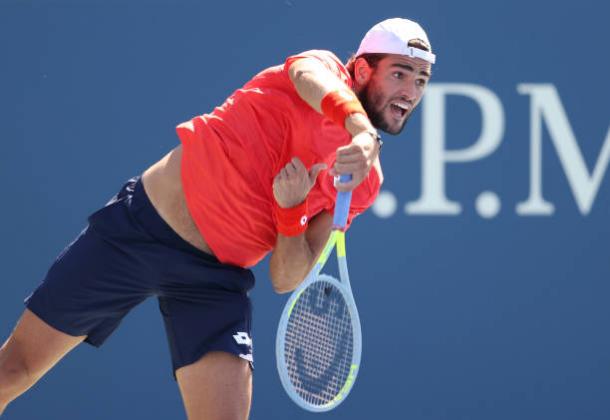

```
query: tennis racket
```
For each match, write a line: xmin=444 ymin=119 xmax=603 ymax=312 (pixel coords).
xmin=276 ymin=174 xmax=362 ymax=412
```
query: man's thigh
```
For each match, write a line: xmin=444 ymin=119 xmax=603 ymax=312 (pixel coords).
xmin=176 ymin=351 xmax=252 ymax=420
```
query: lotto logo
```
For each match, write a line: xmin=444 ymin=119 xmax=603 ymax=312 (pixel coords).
xmin=233 ymin=332 xmax=253 ymax=363
xmin=239 ymin=353 xmax=253 ymax=362
xmin=233 ymin=332 xmax=252 ymax=347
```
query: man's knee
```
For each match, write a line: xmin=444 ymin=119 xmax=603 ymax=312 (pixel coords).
xmin=0 ymin=342 xmax=33 ymax=403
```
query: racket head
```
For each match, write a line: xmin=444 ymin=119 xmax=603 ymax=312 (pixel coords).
xmin=276 ymin=273 xmax=362 ymax=412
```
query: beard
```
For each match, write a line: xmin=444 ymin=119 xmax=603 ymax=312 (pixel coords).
xmin=356 ymin=78 xmax=411 ymax=135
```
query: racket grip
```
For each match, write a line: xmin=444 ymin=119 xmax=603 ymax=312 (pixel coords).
xmin=333 ymin=174 xmax=353 ymax=230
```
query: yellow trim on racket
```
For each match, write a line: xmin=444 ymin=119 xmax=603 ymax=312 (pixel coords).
xmin=287 ymin=290 xmax=305 ymax=317
xmin=317 ymin=231 xmax=338 ymax=265
xmin=336 ymin=231 xmax=346 ymax=258
xmin=322 ymin=364 xmax=358 ymax=407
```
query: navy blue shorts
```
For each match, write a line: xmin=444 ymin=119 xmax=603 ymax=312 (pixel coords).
xmin=25 ymin=177 xmax=255 ymax=375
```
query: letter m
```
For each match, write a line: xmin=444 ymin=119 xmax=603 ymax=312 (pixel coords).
xmin=517 ymin=84 xmax=610 ymax=215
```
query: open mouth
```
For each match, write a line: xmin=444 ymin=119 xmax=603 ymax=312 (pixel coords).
xmin=389 ymin=102 xmax=409 ymax=119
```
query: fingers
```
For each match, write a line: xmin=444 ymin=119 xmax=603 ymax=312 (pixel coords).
xmin=279 ymin=157 xmax=326 ymax=181
xmin=284 ymin=161 xmax=297 ymax=177
xmin=335 ymin=145 xmax=369 ymax=173
xmin=281 ymin=157 xmax=306 ymax=178
xmin=276 ymin=158 xmax=328 ymax=182
xmin=336 ymin=132 xmax=378 ymax=164
xmin=308 ymin=163 xmax=327 ymax=184
xmin=291 ymin=157 xmax=307 ymax=173
xmin=333 ymin=159 xmax=367 ymax=175
xmin=335 ymin=144 xmax=363 ymax=162
xmin=273 ymin=158 xmax=327 ymax=208
xmin=330 ymin=134 xmax=377 ymax=189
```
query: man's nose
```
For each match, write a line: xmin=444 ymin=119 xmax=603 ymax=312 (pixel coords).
xmin=399 ymin=80 xmax=417 ymax=102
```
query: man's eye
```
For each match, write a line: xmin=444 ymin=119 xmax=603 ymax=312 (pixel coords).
xmin=393 ymin=72 xmax=404 ymax=79
xmin=416 ymin=79 xmax=427 ymax=87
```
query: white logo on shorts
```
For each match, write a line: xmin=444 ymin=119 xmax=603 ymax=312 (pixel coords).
xmin=233 ymin=331 xmax=252 ymax=347
xmin=239 ymin=353 xmax=253 ymax=362
xmin=233 ymin=332 xmax=253 ymax=363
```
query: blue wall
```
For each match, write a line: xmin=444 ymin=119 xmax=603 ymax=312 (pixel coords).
xmin=1 ymin=1 xmax=608 ymax=419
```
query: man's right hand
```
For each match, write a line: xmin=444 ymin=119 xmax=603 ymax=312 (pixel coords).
xmin=273 ymin=157 xmax=327 ymax=208
xmin=331 ymin=130 xmax=380 ymax=192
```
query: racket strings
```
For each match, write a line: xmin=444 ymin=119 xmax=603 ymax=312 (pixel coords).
xmin=284 ymin=280 xmax=354 ymax=406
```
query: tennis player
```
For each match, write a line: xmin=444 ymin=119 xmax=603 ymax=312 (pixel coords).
xmin=0 ymin=18 xmax=435 ymax=419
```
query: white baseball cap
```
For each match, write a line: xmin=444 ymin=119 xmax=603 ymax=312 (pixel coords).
xmin=355 ymin=18 xmax=436 ymax=64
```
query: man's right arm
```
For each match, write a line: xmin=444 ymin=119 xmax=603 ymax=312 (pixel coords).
xmin=287 ymin=56 xmax=381 ymax=192
xmin=287 ymin=58 xmax=375 ymax=135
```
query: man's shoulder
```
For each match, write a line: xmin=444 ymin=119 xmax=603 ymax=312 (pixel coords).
xmin=285 ymin=49 xmax=344 ymax=67
xmin=295 ymin=49 xmax=342 ymax=60
xmin=283 ymin=49 xmax=351 ymax=86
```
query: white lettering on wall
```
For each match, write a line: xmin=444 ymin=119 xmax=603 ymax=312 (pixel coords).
xmin=516 ymin=84 xmax=610 ymax=216
xmin=405 ymin=84 xmax=505 ymax=215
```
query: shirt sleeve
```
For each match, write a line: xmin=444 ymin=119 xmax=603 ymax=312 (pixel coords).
xmin=284 ymin=50 xmax=352 ymax=87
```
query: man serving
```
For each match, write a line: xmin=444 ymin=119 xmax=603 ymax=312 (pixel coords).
xmin=0 ymin=18 xmax=435 ymax=420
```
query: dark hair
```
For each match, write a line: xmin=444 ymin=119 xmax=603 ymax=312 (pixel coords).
xmin=345 ymin=53 xmax=386 ymax=80
xmin=345 ymin=39 xmax=431 ymax=79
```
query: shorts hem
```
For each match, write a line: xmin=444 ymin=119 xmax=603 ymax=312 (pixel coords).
xmin=24 ymin=298 xmax=95 ymax=345
xmin=24 ymin=296 xmax=110 ymax=348
xmin=172 ymin=346 xmax=254 ymax=380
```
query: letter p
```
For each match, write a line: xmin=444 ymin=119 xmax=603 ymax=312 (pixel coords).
xmin=406 ymin=84 xmax=505 ymax=215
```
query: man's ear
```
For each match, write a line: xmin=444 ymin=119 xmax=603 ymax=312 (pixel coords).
xmin=354 ymin=57 xmax=373 ymax=85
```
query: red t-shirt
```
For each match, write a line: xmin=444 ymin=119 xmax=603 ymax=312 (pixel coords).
xmin=176 ymin=50 xmax=382 ymax=267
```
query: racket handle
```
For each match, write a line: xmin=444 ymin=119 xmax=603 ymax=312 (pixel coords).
xmin=333 ymin=174 xmax=353 ymax=230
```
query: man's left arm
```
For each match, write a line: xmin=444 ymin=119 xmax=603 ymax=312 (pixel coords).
xmin=269 ymin=210 xmax=333 ymax=294
xmin=268 ymin=156 xmax=332 ymax=293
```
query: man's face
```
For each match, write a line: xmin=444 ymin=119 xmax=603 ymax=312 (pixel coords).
xmin=356 ymin=54 xmax=432 ymax=135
